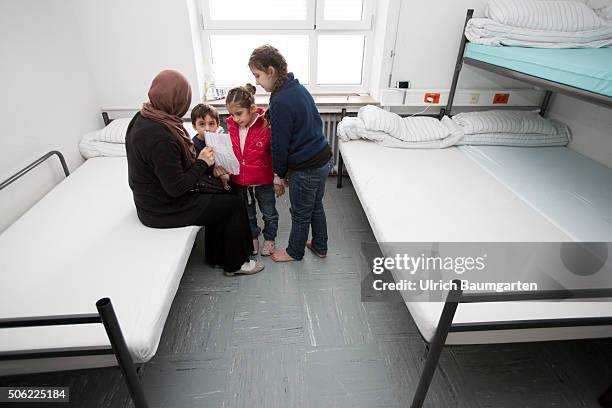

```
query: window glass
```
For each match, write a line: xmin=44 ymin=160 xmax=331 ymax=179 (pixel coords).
xmin=317 ymin=35 xmax=364 ymax=84
xmin=323 ymin=0 xmax=364 ymax=21
xmin=208 ymin=0 xmax=308 ymax=21
xmin=210 ymin=35 xmax=309 ymax=86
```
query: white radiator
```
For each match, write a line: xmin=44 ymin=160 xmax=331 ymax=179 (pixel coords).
xmin=321 ymin=112 xmax=345 ymax=175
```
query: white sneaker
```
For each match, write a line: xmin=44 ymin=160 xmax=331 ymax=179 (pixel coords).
xmin=224 ymin=260 xmax=265 ymax=276
xmin=261 ymin=240 xmax=275 ymax=256
xmin=252 ymin=238 xmax=259 ymax=255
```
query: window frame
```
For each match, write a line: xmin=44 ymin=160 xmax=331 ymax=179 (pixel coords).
xmin=199 ymin=0 xmax=374 ymax=94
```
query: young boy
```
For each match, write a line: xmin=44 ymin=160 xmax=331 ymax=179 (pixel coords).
xmin=191 ymin=104 xmax=230 ymax=189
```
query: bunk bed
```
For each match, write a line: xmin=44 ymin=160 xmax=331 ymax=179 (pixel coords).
xmin=337 ymin=9 xmax=612 ymax=408
xmin=443 ymin=9 xmax=612 ymax=117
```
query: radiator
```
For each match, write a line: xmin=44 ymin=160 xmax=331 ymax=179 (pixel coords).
xmin=321 ymin=112 xmax=344 ymax=175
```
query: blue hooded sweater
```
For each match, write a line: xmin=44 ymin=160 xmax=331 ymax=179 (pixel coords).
xmin=268 ymin=73 xmax=328 ymax=178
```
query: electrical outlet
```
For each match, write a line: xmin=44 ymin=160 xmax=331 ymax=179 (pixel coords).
xmin=493 ymin=93 xmax=510 ymax=104
xmin=469 ymin=93 xmax=480 ymax=104
xmin=424 ymin=92 xmax=440 ymax=104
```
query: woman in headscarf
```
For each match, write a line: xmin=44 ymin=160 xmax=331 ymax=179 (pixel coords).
xmin=125 ymin=69 xmax=264 ymax=276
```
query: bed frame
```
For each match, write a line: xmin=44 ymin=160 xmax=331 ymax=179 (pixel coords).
xmin=0 ymin=151 xmax=149 ymax=408
xmin=337 ymin=10 xmax=612 ymax=407
xmin=411 ymin=282 xmax=612 ymax=408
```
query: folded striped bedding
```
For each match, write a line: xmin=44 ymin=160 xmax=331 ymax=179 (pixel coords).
xmin=453 ymin=110 xmax=557 ymax=134
xmin=466 ymin=0 xmax=612 ymax=48
xmin=456 ymin=123 xmax=570 ymax=147
xmin=486 ymin=0 xmax=605 ymax=32
xmin=453 ymin=110 xmax=571 ymax=146
xmin=337 ymin=106 xmax=465 ymax=149
xmin=337 ymin=106 xmax=570 ymax=148
xmin=466 ymin=17 xmax=612 ymax=48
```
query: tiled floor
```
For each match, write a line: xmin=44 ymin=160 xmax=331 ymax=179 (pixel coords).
xmin=2 ymin=178 xmax=611 ymax=407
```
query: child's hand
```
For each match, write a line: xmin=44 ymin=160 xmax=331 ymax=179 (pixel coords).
xmin=274 ymin=183 xmax=285 ymax=197
xmin=273 ymin=174 xmax=285 ymax=197
xmin=213 ymin=165 xmax=227 ymax=178
xmin=220 ymin=174 xmax=231 ymax=190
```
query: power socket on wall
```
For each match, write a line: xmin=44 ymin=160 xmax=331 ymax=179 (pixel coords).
xmin=380 ymin=89 xmax=545 ymax=107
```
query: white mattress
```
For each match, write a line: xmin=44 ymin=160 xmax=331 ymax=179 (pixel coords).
xmin=339 ymin=140 xmax=612 ymax=344
xmin=460 ymin=145 xmax=612 ymax=241
xmin=0 ymin=157 xmax=200 ymax=375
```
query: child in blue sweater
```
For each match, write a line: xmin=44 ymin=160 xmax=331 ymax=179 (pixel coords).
xmin=249 ymin=45 xmax=332 ymax=262
xmin=191 ymin=104 xmax=230 ymax=189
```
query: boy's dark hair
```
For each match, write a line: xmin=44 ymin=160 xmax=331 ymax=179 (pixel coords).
xmin=226 ymin=83 xmax=257 ymax=109
xmin=191 ymin=104 xmax=220 ymax=125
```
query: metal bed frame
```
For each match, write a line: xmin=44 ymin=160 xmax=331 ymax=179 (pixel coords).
xmin=337 ymin=10 xmax=612 ymax=406
xmin=0 ymin=151 xmax=149 ymax=408
xmin=102 ymin=111 xmax=192 ymax=126
xmin=410 ymin=282 xmax=612 ymax=408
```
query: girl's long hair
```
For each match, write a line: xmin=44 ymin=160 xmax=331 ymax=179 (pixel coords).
xmin=248 ymin=45 xmax=288 ymax=121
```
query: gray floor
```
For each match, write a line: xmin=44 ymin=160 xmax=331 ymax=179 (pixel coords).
xmin=2 ymin=178 xmax=612 ymax=407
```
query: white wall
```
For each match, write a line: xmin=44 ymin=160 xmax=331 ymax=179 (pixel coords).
xmin=388 ymin=0 xmax=528 ymax=89
xmin=0 ymin=0 xmax=101 ymax=233
xmin=69 ymin=0 xmax=203 ymax=108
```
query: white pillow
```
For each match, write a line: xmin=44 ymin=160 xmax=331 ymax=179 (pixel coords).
xmin=95 ymin=118 xmax=132 ymax=144
xmin=79 ymin=118 xmax=132 ymax=159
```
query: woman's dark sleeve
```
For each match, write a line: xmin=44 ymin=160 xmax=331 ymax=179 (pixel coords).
xmin=150 ymin=139 xmax=210 ymax=197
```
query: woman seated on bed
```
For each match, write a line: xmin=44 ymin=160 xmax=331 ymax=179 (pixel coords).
xmin=125 ymin=69 xmax=264 ymax=276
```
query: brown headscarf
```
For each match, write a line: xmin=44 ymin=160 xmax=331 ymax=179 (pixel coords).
xmin=140 ymin=70 xmax=196 ymax=162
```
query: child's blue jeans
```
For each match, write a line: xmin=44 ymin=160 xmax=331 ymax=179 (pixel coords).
xmin=286 ymin=159 xmax=332 ymax=260
xmin=238 ymin=184 xmax=279 ymax=241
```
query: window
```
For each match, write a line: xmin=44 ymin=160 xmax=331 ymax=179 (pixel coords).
xmin=200 ymin=0 xmax=373 ymax=92
xmin=209 ymin=34 xmax=309 ymax=86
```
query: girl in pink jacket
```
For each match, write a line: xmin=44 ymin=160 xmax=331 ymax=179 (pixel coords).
xmin=224 ymin=84 xmax=284 ymax=256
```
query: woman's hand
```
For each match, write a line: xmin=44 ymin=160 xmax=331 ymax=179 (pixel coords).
xmin=213 ymin=165 xmax=228 ymax=178
xmin=198 ymin=147 xmax=215 ymax=166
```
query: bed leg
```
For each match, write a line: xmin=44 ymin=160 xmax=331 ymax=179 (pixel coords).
xmin=410 ymin=280 xmax=462 ymax=408
xmin=337 ymin=150 xmax=344 ymax=189
xmin=97 ymin=298 xmax=150 ymax=408
xmin=599 ymin=384 xmax=612 ymax=407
